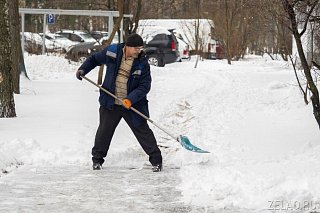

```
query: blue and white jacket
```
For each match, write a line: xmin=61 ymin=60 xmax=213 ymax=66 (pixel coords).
xmin=79 ymin=43 xmax=151 ymax=127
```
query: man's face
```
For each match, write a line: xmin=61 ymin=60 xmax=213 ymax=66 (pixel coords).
xmin=126 ymin=46 xmax=144 ymax=58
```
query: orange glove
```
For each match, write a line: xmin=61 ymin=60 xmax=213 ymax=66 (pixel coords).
xmin=122 ymin=98 xmax=132 ymax=109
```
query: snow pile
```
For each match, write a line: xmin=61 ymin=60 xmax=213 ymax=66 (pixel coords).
xmin=24 ymin=54 xmax=78 ymax=80
xmin=170 ymin=57 xmax=320 ymax=211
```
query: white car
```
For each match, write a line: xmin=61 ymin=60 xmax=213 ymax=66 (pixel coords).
xmin=23 ymin=32 xmax=61 ymax=53
xmin=44 ymin=33 xmax=77 ymax=52
xmin=55 ymin=30 xmax=97 ymax=44
xmin=176 ymin=37 xmax=190 ymax=61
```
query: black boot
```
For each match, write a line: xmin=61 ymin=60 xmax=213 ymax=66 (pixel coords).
xmin=152 ymin=164 xmax=162 ymax=172
xmin=93 ymin=163 xmax=102 ymax=170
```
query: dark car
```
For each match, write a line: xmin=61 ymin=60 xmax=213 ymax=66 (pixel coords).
xmin=143 ymin=29 xmax=179 ymax=67
xmin=91 ymin=31 xmax=108 ymax=41
xmin=65 ymin=42 xmax=102 ymax=63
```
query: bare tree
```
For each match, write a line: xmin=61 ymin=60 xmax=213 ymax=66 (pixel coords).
xmin=282 ymin=0 xmax=320 ymax=128
xmin=253 ymin=0 xmax=292 ymax=60
xmin=123 ymin=0 xmax=143 ymax=36
xmin=0 ymin=0 xmax=16 ymax=117
xmin=210 ymin=0 xmax=255 ymax=64
xmin=97 ymin=0 xmax=124 ymax=85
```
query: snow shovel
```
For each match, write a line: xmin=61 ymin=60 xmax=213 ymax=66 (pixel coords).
xmin=81 ymin=76 xmax=210 ymax=153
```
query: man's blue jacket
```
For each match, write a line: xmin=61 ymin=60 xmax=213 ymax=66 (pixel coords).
xmin=79 ymin=43 xmax=151 ymax=127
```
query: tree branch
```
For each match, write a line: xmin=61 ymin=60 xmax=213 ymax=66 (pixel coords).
xmin=299 ymin=1 xmax=318 ymax=36
xmin=289 ymin=54 xmax=309 ymax=104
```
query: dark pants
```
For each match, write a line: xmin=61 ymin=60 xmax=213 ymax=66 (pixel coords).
xmin=92 ymin=105 xmax=162 ymax=166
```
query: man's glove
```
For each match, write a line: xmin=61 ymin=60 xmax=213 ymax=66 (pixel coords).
xmin=76 ymin=70 xmax=85 ymax=80
xmin=122 ymin=98 xmax=132 ymax=109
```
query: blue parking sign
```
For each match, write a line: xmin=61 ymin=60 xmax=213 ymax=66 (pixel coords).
xmin=47 ymin=14 xmax=55 ymax=24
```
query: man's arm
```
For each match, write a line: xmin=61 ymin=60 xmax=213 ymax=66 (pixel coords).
xmin=78 ymin=48 xmax=108 ymax=75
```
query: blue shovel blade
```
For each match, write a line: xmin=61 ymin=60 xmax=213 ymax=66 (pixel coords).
xmin=178 ymin=135 xmax=210 ymax=153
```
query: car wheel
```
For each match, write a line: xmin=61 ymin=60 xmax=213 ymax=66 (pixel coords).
xmin=148 ymin=55 xmax=165 ymax=67
xmin=79 ymin=56 xmax=87 ymax=63
xmin=148 ymin=55 xmax=159 ymax=66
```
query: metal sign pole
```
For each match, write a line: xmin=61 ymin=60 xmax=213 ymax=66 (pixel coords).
xmin=108 ymin=14 xmax=113 ymax=37
xmin=42 ymin=14 xmax=46 ymax=55
xmin=21 ymin=13 xmax=25 ymax=55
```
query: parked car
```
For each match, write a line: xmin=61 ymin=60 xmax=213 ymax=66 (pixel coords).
xmin=140 ymin=28 xmax=179 ymax=67
xmin=55 ymin=30 xmax=97 ymax=44
xmin=39 ymin=33 xmax=76 ymax=53
xmin=23 ymin=32 xmax=66 ymax=54
xmin=207 ymin=40 xmax=224 ymax=60
xmin=64 ymin=35 xmax=122 ymax=63
xmin=176 ymin=37 xmax=190 ymax=61
xmin=96 ymin=34 xmax=120 ymax=45
xmin=90 ymin=31 xmax=108 ymax=41
xmin=65 ymin=42 xmax=101 ymax=63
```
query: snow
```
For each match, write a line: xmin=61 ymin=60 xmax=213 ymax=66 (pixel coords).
xmin=1 ymin=54 xmax=320 ymax=212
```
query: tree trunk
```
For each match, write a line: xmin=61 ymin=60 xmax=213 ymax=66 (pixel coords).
xmin=225 ymin=0 xmax=232 ymax=65
xmin=0 ymin=0 xmax=16 ymax=118
xmin=8 ymin=0 xmax=20 ymax=94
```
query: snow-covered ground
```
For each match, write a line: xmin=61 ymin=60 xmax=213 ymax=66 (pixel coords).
xmin=1 ymin=54 xmax=320 ymax=212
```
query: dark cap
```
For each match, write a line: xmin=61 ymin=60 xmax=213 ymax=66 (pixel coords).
xmin=125 ymin=33 xmax=144 ymax=47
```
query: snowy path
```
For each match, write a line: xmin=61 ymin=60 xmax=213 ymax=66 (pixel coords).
xmin=0 ymin=165 xmax=194 ymax=212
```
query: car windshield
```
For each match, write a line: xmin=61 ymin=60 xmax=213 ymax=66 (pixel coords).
xmin=55 ymin=35 xmax=71 ymax=41
xmin=79 ymin=33 xmax=94 ymax=39
xmin=54 ymin=35 xmax=65 ymax=39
